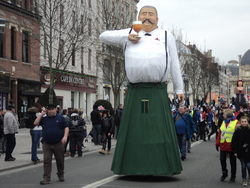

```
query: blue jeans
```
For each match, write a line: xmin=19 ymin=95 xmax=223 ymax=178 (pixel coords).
xmin=176 ymin=133 xmax=187 ymax=157
xmin=30 ymin=129 xmax=42 ymax=161
xmin=240 ymin=158 xmax=250 ymax=179
xmin=92 ymin=124 xmax=101 ymax=145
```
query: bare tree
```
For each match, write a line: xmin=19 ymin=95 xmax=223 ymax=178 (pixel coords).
xmin=171 ymin=27 xmax=220 ymax=106
xmin=183 ymin=49 xmax=202 ymax=105
xmin=33 ymin=0 xmax=93 ymax=103
xmin=185 ymin=45 xmax=219 ymax=105
xmin=97 ymin=1 xmax=137 ymax=108
xmin=199 ymin=57 xmax=219 ymax=104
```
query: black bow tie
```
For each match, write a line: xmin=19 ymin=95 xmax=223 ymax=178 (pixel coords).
xmin=144 ymin=33 xmax=151 ymax=36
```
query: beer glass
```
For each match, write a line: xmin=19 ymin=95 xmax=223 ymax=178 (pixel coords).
xmin=132 ymin=21 xmax=142 ymax=37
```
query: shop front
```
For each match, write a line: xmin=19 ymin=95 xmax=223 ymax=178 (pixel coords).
xmin=0 ymin=72 xmax=10 ymax=110
xmin=18 ymin=79 xmax=41 ymax=127
xmin=41 ymin=68 xmax=97 ymax=119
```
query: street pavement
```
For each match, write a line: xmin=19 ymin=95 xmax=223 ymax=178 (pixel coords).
xmin=0 ymin=124 xmax=116 ymax=173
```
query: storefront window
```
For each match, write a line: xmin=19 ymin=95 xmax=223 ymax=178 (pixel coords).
xmin=71 ymin=92 xmax=74 ymax=108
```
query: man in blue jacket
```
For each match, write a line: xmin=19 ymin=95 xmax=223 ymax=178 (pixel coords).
xmin=173 ymin=105 xmax=196 ymax=160
xmin=34 ymin=104 xmax=69 ymax=185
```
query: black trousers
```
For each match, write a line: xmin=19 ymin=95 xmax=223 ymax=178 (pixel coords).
xmin=220 ymin=150 xmax=237 ymax=177
xmin=69 ymin=131 xmax=84 ymax=157
xmin=5 ymin=133 xmax=16 ymax=160
xmin=198 ymin=121 xmax=206 ymax=140
xmin=102 ymin=132 xmax=111 ymax=151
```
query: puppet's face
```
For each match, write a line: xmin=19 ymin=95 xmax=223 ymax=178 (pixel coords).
xmin=138 ymin=7 xmax=158 ymax=32
xmin=238 ymin=81 xmax=243 ymax=86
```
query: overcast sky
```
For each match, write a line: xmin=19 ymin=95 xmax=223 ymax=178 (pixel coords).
xmin=137 ymin=0 xmax=250 ymax=64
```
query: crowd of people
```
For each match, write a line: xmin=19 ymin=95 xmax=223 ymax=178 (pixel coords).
xmin=90 ymin=104 xmax=122 ymax=155
xmin=0 ymin=102 xmax=123 ymax=185
xmin=172 ymin=101 xmax=250 ymax=187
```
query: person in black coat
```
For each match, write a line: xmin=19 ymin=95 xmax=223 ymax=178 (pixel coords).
xmin=90 ymin=104 xmax=102 ymax=145
xmin=68 ymin=109 xmax=86 ymax=157
xmin=231 ymin=116 xmax=250 ymax=186
xmin=114 ymin=104 xmax=123 ymax=139
xmin=99 ymin=110 xmax=114 ymax=155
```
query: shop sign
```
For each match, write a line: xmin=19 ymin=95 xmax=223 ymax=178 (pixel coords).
xmin=60 ymin=75 xmax=84 ymax=85
xmin=41 ymin=69 xmax=96 ymax=89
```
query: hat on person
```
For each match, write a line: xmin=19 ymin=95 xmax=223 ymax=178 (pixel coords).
xmin=98 ymin=105 xmax=105 ymax=111
xmin=46 ymin=104 xmax=57 ymax=109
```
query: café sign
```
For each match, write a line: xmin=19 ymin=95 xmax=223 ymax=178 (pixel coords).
xmin=42 ymin=69 xmax=97 ymax=90
xmin=60 ymin=75 xmax=84 ymax=85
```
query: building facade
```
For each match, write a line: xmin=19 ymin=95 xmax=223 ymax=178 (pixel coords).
xmin=225 ymin=49 xmax=250 ymax=105
xmin=0 ymin=0 xmax=40 ymax=125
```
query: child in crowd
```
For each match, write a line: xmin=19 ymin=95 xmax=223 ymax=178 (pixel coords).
xmin=99 ymin=110 xmax=114 ymax=155
xmin=232 ymin=116 xmax=250 ymax=187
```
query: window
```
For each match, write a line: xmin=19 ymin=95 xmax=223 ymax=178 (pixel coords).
xmin=44 ymin=36 xmax=47 ymax=59
xmin=10 ymin=0 xmax=16 ymax=5
xmin=88 ymin=19 xmax=91 ymax=36
xmin=81 ymin=47 xmax=84 ymax=73
xmin=11 ymin=27 xmax=16 ymax=60
xmin=246 ymin=71 xmax=250 ymax=76
xmin=103 ymin=59 xmax=111 ymax=84
xmin=24 ymin=0 xmax=28 ymax=9
xmin=44 ymin=1 xmax=47 ymax=17
xmin=72 ymin=43 xmax=75 ymax=66
xmin=72 ymin=11 xmax=76 ymax=29
xmin=71 ymin=92 xmax=74 ymax=108
xmin=81 ymin=15 xmax=84 ymax=33
xmin=60 ymin=4 xmax=64 ymax=25
xmin=22 ymin=31 xmax=29 ymax=62
xmin=96 ymin=55 xmax=99 ymax=76
xmin=0 ymin=33 xmax=4 ymax=58
xmin=88 ymin=0 xmax=91 ymax=8
xmin=88 ymin=49 xmax=91 ymax=70
xmin=59 ymin=39 xmax=64 ymax=63
xmin=124 ymin=3 xmax=130 ymax=24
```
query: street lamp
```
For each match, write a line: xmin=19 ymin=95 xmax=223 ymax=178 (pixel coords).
xmin=183 ymin=74 xmax=190 ymax=105
xmin=0 ymin=18 xmax=9 ymax=57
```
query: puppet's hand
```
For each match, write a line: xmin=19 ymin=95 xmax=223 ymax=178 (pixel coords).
xmin=128 ymin=34 xmax=141 ymax=44
xmin=177 ymin=94 xmax=185 ymax=104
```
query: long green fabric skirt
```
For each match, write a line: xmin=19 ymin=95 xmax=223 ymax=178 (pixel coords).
xmin=111 ymin=83 xmax=182 ymax=175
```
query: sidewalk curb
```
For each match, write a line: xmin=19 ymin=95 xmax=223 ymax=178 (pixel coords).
xmin=0 ymin=142 xmax=116 ymax=173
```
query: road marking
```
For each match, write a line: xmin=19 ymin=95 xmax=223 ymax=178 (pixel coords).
xmin=81 ymin=175 xmax=119 ymax=188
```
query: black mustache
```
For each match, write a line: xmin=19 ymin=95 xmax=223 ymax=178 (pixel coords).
xmin=142 ymin=19 xmax=154 ymax=24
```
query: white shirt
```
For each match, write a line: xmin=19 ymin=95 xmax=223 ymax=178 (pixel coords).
xmin=33 ymin=112 xmax=43 ymax=130
xmin=99 ymin=28 xmax=183 ymax=94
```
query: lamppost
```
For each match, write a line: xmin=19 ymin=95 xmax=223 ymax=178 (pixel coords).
xmin=0 ymin=18 xmax=9 ymax=57
xmin=183 ymin=74 xmax=190 ymax=105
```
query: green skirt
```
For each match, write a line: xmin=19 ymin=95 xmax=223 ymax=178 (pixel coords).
xmin=111 ymin=83 xmax=182 ymax=175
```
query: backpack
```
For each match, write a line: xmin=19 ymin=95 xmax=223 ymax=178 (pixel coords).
xmin=24 ymin=112 xmax=37 ymax=129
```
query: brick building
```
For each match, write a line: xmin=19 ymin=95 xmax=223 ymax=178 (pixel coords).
xmin=0 ymin=0 xmax=41 ymax=124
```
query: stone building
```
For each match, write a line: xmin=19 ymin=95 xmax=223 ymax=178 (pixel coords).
xmin=225 ymin=49 xmax=250 ymax=104
xmin=0 ymin=0 xmax=40 ymax=124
